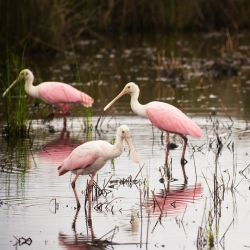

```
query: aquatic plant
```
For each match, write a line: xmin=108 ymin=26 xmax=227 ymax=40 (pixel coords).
xmin=71 ymin=43 xmax=93 ymax=131
xmin=207 ymin=210 xmax=215 ymax=248
xmin=1 ymin=51 xmax=31 ymax=137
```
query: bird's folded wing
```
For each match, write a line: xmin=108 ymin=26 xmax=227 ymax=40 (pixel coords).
xmin=38 ymin=82 xmax=82 ymax=104
xmin=61 ymin=146 xmax=98 ymax=171
xmin=146 ymin=102 xmax=202 ymax=137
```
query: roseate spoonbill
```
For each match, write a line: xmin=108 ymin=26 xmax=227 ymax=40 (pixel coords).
xmin=2 ymin=69 xmax=94 ymax=125
xmin=104 ymin=82 xmax=202 ymax=182
xmin=58 ymin=125 xmax=139 ymax=209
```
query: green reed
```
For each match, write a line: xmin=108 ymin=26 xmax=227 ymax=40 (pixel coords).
xmin=71 ymin=42 xmax=93 ymax=131
xmin=2 ymin=52 xmax=31 ymax=137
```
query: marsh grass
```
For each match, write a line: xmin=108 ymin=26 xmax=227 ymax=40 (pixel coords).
xmin=207 ymin=210 xmax=215 ymax=248
xmin=1 ymin=0 xmax=250 ymax=64
xmin=71 ymin=43 xmax=93 ymax=132
xmin=2 ymin=51 xmax=31 ymax=138
xmin=197 ymin=112 xmax=239 ymax=249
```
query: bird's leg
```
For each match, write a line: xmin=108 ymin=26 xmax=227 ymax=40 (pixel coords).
xmin=87 ymin=174 xmax=95 ymax=217
xmin=165 ymin=132 xmax=170 ymax=164
xmin=87 ymin=212 xmax=94 ymax=239
xmin=45 ymin=111 xmax=55 ymax=123
xmin=71 ymin=174 xmax=81 ymax=209
xmin=180 ymin=136 xmax=188 ymax=183
xmin=164 ymin=132 xmax=171 ymax=179
xmin=72 ymin=207 xmax=80 ymax=231
xmin=181 ymin=136 xmax=188 ymax=165
xmin=63 ymin=115 xmax=67 ymax=130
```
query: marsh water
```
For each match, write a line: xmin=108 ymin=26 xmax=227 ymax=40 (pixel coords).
xmin=0 ymin=33 xmax=250 ymax=250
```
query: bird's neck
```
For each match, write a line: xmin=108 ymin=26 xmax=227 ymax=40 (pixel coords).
xmin=24 ymin=74 xmax=38 ymax=98
xmin=130 ymin=92 xmax=147 ymax=117
xmin=111 ymin=136 xmax=124 ymax=158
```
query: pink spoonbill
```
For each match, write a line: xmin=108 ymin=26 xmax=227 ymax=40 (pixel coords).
xmin=58 ymin=125 xmax=139 ymax=209
xmin=2 ymin=69 xmax=94 ymax=126
xmin=104 ymin=82 xmax=202 ymax=182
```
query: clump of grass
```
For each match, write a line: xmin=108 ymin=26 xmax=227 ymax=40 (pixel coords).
xmin=207 ymin=210 xmax=215 ymax=248
xmin=83 ymin=107 xmax=93 ymax=132
xmin=1 ymin=50 xmax=31 ymax=138
xmin=197 ymin=207 xmax=216 ymax=249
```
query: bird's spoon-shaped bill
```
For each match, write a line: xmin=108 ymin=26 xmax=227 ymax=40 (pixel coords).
xmin=2 ymin=79 xmax=18 ymax=97
xmin=104 ymin=88 xmax=126 ymax=111
xmin=125 ymin=136 xmax=140 ymax=164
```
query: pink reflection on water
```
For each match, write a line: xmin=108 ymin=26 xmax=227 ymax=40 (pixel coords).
xmin=148 ymin=183 xmax=203 ymax=216
xmin=38 ymin=131 xmax=82 ymax=167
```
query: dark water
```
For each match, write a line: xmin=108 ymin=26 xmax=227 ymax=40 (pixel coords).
xmin=0 ymin=33 xmax=250 ymax=249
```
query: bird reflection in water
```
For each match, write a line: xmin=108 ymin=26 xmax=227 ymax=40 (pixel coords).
xmin=148 ymin=183 xmax=203 ymax=216
xmin=38 ymin=129 xmax=82 ymax=167
xmin=58 ymin=208 xmax=118 ymax=250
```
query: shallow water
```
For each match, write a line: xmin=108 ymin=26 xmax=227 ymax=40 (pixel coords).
xmin=0 ymin=114 xmax=249 ymax=250
xmin=0 ymin=33 xmax=250 ymax=249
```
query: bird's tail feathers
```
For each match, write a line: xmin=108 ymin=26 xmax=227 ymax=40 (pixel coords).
xmin=58 ymin=165 xmax=68 ymax=176
xmin=81 ymin=93 xmax=94 ymax=108
xmin=189 ymin=123 xmax=203 ymax=138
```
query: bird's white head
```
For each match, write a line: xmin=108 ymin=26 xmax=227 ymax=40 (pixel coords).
xmin=104 ymin=82 xmax=140 ymax=111
xmin=18 ymin=69 xmax=33 ymax=81
xmin=123 ymin=82 xmax=140 ymax=95
xmin=2 ymin=69 xmax=34 ymax=97
xmin=117 ymin=124 xmax=130 ymax=139
xmin=116 ymin=125 xmax=140 ymax=164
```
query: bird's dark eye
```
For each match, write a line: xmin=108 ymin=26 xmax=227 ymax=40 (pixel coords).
xmin=128 ymin=86 xmax=130 ymax=88
xmin=122 ymin=130 xmax=125 ymax=134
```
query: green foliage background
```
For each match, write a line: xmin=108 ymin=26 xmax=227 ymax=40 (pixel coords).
xmin=1 ymin=0 xmax=249 ymax=56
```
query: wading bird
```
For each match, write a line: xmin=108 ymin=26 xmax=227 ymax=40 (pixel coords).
xmin=104 ymin=82 xmax=202 ymax=183
xmin=2 ymin=69 xmax=94 ymax=126
xmin=58 ymin=125 xmax=139 ymax=209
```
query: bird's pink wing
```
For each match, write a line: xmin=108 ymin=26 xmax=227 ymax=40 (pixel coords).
xmin=60 ymin=144 xmax=98 ymax=172
xmin=38 ymin=82 xmax=94 ymax=108
xmin=146 ymin=102 xmax=202 ymax=138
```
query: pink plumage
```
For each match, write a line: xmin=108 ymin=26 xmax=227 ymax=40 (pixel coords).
xmin=104 ymin=82 xmax=203 ymax=182
xmin=2 ymin=69 xmax=94 ymax=116
xmin=38 ymin=82 xmax=93 ymax=113
xmin=146 ymin=101 xmax=202 ymax=138
xmin=58 ymin=142 xmax=99 ymax=176
xmin=57 ymin=125 xmax=139 ymax=208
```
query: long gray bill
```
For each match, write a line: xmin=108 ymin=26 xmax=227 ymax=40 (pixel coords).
xmin=2 ymin=79 xmax=18 ymax=97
